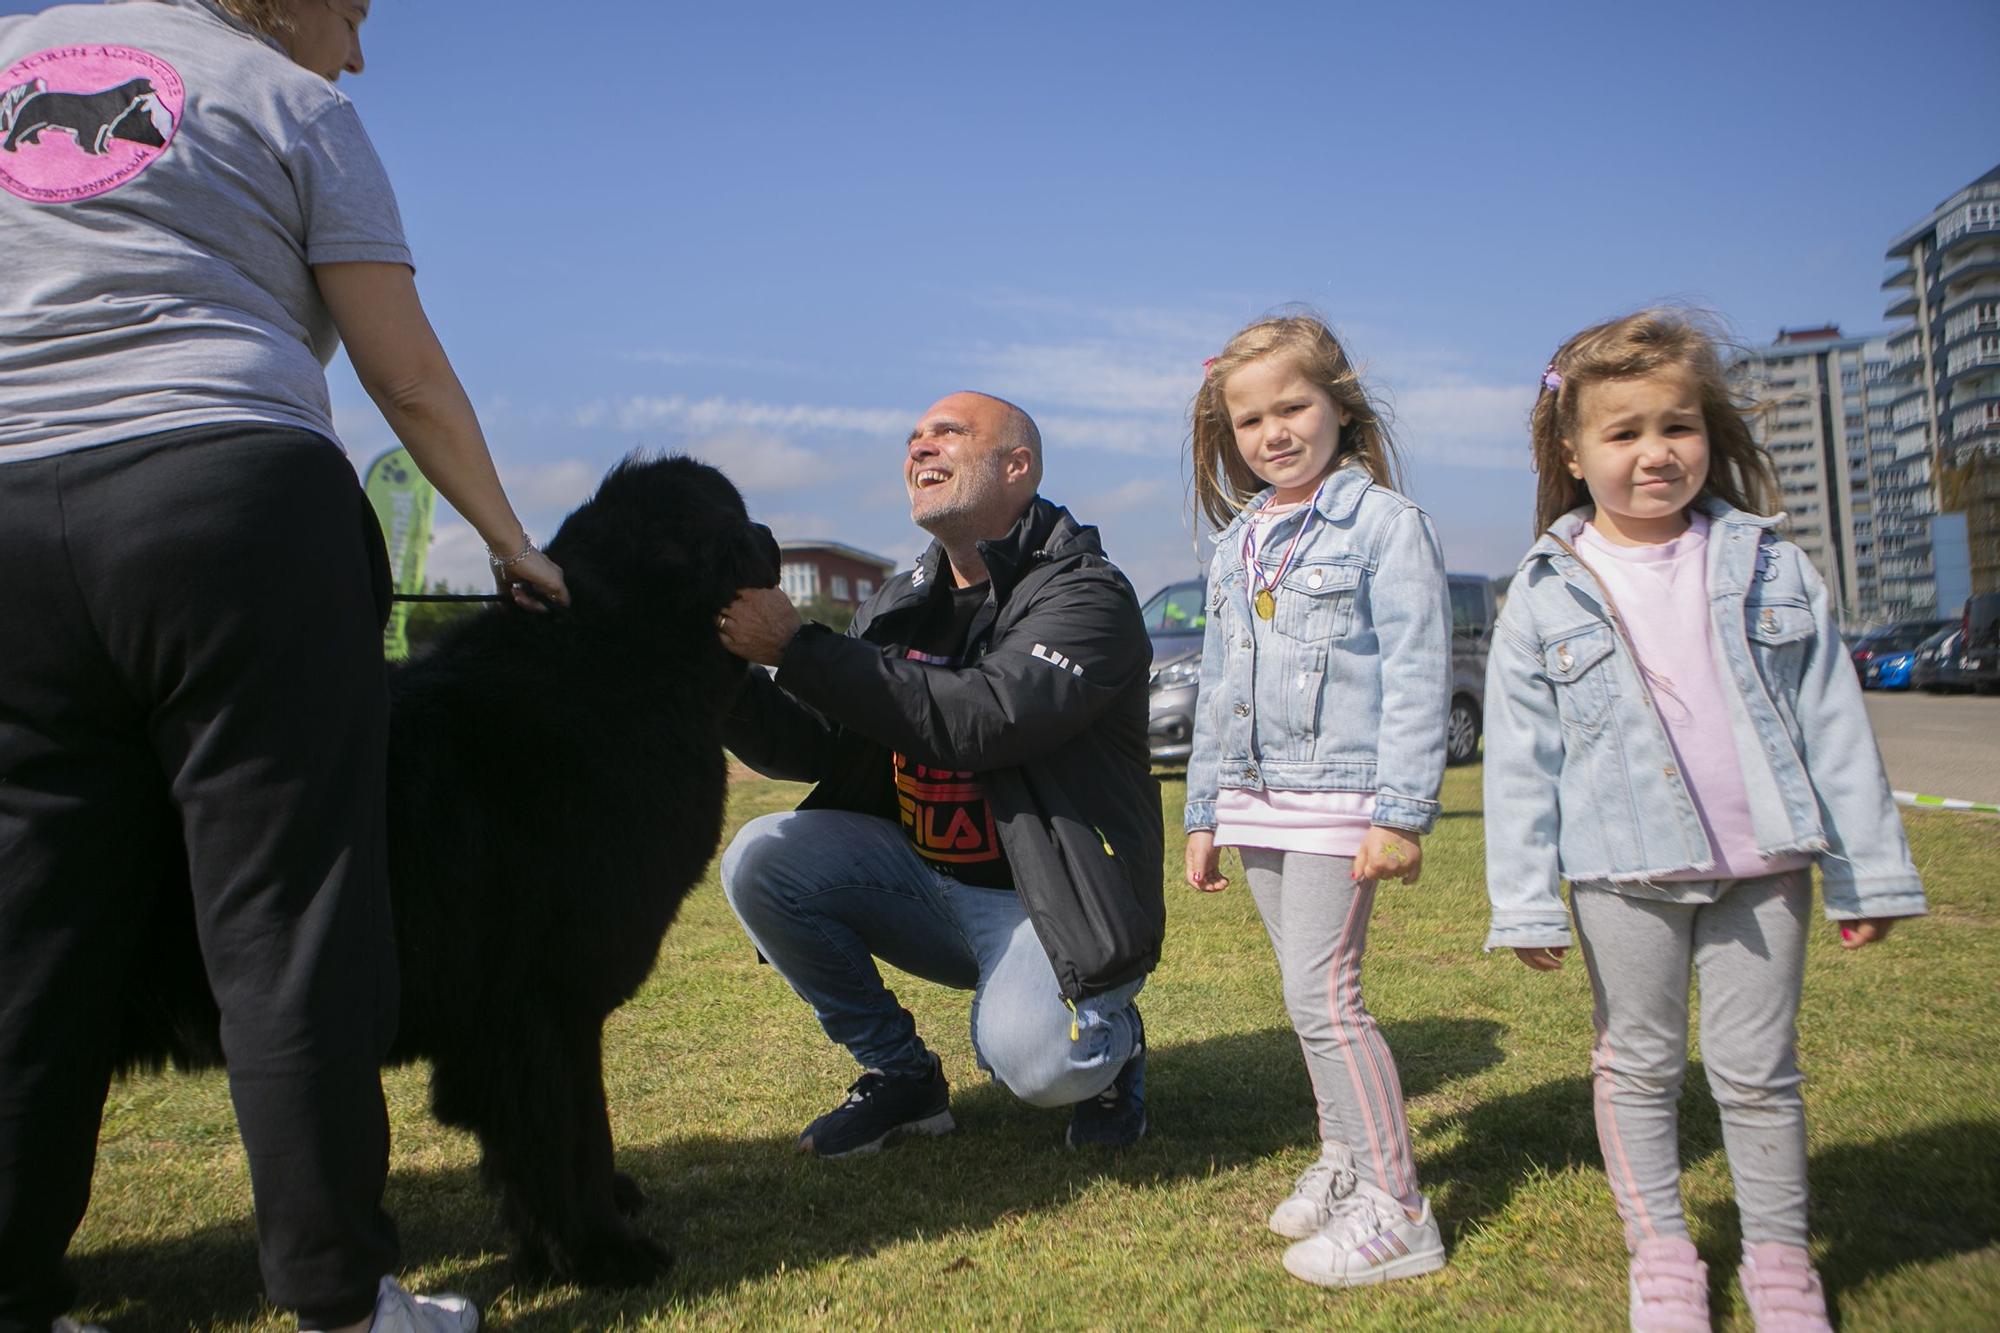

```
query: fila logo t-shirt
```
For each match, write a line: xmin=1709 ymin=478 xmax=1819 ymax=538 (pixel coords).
xmin=893 ymin=581 xmax=1014 ymax=890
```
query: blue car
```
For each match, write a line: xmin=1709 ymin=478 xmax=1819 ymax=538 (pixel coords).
xmin=1851 ymin=619 xmax=1954 ymax=690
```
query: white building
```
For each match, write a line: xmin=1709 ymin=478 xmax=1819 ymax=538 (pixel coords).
xmin=1879 ymin=162 xmax=1999 ymax=612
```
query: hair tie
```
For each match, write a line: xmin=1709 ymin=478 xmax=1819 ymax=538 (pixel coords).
xmin=1540 ymin=363 xmax=1563 ymax=393
xmin=1202 ymin=356 xmax=1219 ymax=375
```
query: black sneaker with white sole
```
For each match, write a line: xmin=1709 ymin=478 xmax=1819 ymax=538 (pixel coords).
xmin=798 ymin=1052 xmax=954 ymax=1158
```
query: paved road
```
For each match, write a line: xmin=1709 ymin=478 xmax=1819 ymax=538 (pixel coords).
xmin=1863 ymin=691 xmax=2000 ymax=806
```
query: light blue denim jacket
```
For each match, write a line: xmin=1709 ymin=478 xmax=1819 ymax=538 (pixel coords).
xmin=1483 ymin=499 xmax=1926 ymax=950
xmin=1185 ymin=463 xmax=1451 ymax=836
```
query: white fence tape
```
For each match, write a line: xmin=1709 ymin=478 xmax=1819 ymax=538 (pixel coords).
xmin=1894 ymin=789 xmax=2000 ymax=815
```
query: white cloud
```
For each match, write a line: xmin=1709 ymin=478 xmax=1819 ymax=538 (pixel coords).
xmin=679 ymin=429 xmax=842 ymax=492
xmin=420 ymin=517 xmax=491 ymax=592
xmin=1380 ymin=377 xmax=1536 ymax=473
xmin=1037 ymin=411 xmax=1183 ymax=458
xmin=966 ymin=341 xmax=1198 ymax=416
xmin=504 ymin=457 xmax=604 ymax=513
xmin=604 ymin=394 xmax=909 ymax=438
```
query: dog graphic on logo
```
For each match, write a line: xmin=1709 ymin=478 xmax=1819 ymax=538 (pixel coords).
xmin=1 ymin=76 xmax=176 ymax=155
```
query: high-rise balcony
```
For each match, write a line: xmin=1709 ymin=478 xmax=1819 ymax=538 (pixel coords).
xmin=1882 ymin=261 xmax=1917 ymax=292
xmin=1950 ymin=402 xmax=2000 ymax=440
xmin=1937 ymin=199 xmax=2000 ymax=252
xmin=1945 ymin=302 xmax=2000 ymax=343
xmin=1946 ymin=336 xmax=2000 ymax=378
xmin=1941 ymin=242 xmax=2000 ymax=290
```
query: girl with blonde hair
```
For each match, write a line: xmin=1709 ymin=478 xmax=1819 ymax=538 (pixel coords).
xmin=1184 ymin=312 xmax=1452 ymax=1289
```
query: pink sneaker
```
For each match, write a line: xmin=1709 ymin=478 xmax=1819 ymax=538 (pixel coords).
xmin=1738 ymin=1243 xmax=1831 ymax=1332
xmin=1628 ymin=1237 xmax=1710 ymax=1332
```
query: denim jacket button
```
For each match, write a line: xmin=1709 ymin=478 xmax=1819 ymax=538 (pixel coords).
xmin=1233 ymin=702 xmax=1249 ymax=717
xmin=1240 ymin=636 xmax=1251 ymax=649
xmin=1307 ymin=570 xmax=1323 ymax=589
xmin=1662 ymin=765 xmax=1678 ymax=780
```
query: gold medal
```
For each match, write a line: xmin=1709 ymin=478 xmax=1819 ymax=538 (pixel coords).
xmin=1254 ymin=588 xmax=1276 ymax=620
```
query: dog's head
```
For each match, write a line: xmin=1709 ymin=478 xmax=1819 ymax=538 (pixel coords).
xmin=546 ymin=453 xmax=779 ymax=629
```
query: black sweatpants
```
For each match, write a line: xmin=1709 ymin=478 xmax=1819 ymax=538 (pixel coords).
xmin=0 ymin=426 xmax=402 ymax=1330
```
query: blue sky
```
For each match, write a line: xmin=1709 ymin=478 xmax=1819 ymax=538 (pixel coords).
xmin=13 ymin=0 xmax=1999 ymax=595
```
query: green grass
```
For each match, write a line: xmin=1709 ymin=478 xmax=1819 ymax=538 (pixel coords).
xmin=69 ymin=768 xmax=1999 ymax=1330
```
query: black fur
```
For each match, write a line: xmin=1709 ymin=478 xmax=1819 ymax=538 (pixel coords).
xmin=113 ymin=454 xmax=778 ymax=1286
xmin=1 ymin=78 xmax=162 ymax=155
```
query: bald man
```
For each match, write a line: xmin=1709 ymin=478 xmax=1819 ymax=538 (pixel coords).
xmin=716 ymin=392 xmax=1163 ymax=1156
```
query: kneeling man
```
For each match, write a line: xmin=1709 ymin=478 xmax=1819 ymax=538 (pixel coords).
xmin=717 ymin=391 xmax=1162 ymax=1156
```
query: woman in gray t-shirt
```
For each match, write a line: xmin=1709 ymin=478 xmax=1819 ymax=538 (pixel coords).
xmin=0 ymin=2 xmax=553 ymax=1329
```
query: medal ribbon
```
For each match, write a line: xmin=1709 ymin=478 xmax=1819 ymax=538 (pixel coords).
xmin=1241 ymin=480 xmax=1325 ymax=619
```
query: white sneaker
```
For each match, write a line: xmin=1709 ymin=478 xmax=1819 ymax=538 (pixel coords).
xmin=364 ymin=1276 xmax=479 ymax=1333
xmin=1267 ymin=1142 xmax=1358 ymax=1239
xmin=1281 ymin=1181 xmax=1446 ymax=1288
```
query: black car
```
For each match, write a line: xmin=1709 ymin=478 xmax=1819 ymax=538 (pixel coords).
xmin=1961 ymin=592 xmax=2000 ymax=694
xmin=1911 ymin=625 xmax=1970 ymax=693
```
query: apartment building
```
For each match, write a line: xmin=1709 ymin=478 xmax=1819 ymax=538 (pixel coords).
xmin=1880 ymin=163 xmax=2000 ymax=610
xmin=1735 ymin=327 xmax=1893 ymax=624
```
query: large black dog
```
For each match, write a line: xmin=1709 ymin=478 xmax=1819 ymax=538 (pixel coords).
xmin=115 ymin=454 xmax=778 ymax=1286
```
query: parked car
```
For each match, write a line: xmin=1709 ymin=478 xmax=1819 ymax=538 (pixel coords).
xmin=1445 ymin=573 xmax=1496 ymax=765
xmin=1849 ymin=619 xmax=1954 ymax=689
xmin=1910 ymin=626 xmax=1968 ymax=693
xmin=1962 ymin=592 xmax=2000 ymax=694
xmin=1141 ymin=577 xmax=1205 ymax=765
xmin=1139 ymin=572 xmax=1495 ymax=768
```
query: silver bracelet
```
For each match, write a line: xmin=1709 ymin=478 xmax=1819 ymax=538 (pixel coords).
xmin=487 ymin=535 xmax=537 ymax=571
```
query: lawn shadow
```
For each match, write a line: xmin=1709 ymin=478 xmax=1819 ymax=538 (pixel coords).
xmin=67 ymin=1020 xmax=1502 ymax=1329
xmin=1691 ymin=1116 xmax=2000 ymax=1327
xmin=1422 ymin=1060 xmax=1731 ymax=1248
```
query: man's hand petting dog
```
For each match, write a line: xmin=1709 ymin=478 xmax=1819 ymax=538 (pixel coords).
xmin=718 ymin=586 xmax=803 ymax=666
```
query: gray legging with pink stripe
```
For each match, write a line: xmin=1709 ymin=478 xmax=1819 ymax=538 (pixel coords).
xmin=1573 ymin=869 xmax=1812 ymax=1249
xmin=1240 ymin=848 xmax=1420 ymax=1203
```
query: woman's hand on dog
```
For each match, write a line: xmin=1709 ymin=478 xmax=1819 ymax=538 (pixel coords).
xmin=718 ymin=587 xmax=802 ymax=665
xmin=497 ymin=549 xmax=570 ymax=611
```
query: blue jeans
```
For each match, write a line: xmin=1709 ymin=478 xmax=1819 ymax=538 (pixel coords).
xmin=721 ymin=810 xmax=1143 ymax=1108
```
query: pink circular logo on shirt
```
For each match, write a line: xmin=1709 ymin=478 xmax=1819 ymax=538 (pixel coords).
xmin=0 ymin=45 xmax=183 ymax=203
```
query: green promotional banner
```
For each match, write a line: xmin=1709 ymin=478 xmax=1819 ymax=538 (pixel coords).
xmin=362 ymin=447 xmax=436 ymax=661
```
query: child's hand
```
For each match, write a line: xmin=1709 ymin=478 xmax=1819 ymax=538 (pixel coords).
xmin=1185 ymin=831 xmax=1229 ymax=893
xmin=1513 ymin=946 xmax=1567 ymax=971
xmin=1354 ymin=827 xmax=1422 ymax=885
xmin=1839 ymin=918 xmax=1897 ymax=949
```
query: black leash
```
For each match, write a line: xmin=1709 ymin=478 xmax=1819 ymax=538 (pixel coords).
xmin=392 ymin=592 xmax=502 ymax=603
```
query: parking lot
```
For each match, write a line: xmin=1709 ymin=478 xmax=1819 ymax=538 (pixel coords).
xmin=1864 ymin=690 xmax=2000 ymax=806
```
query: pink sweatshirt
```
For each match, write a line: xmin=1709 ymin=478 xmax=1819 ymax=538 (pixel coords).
xmin=1577 ymin=515 xmax=1811 ymax=882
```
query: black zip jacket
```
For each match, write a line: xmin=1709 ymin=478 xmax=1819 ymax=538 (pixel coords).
xmin=725 ymin=497 xmax=1164 ymax=1000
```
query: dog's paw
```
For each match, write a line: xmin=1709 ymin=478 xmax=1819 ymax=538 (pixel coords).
xmin=571 ymin=1227 xmax=674 ymax=1288
xmin=611 ymin=1169 xmax=648 ymax=1216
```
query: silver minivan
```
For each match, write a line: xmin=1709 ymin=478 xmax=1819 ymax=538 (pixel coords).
xmin=1141 ymin=573 xmax=1496 ymax=768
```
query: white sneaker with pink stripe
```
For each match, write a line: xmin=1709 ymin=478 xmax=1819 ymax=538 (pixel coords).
xmin=1280 ymin=1180 xmax=1445 ymax=1287
xmin=1267 ymin=1142 xmax=1359 ymax=1239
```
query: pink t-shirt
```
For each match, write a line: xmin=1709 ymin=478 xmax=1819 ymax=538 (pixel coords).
xmin=1576 ymin=515 xmax=1811 ymax=882
xmin=1214 ymin=501 xmax=1375 ymax=857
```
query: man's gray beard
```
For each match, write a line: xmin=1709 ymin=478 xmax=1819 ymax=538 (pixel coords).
xmin=912 ymin=465 xmax=1008 ymax=543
